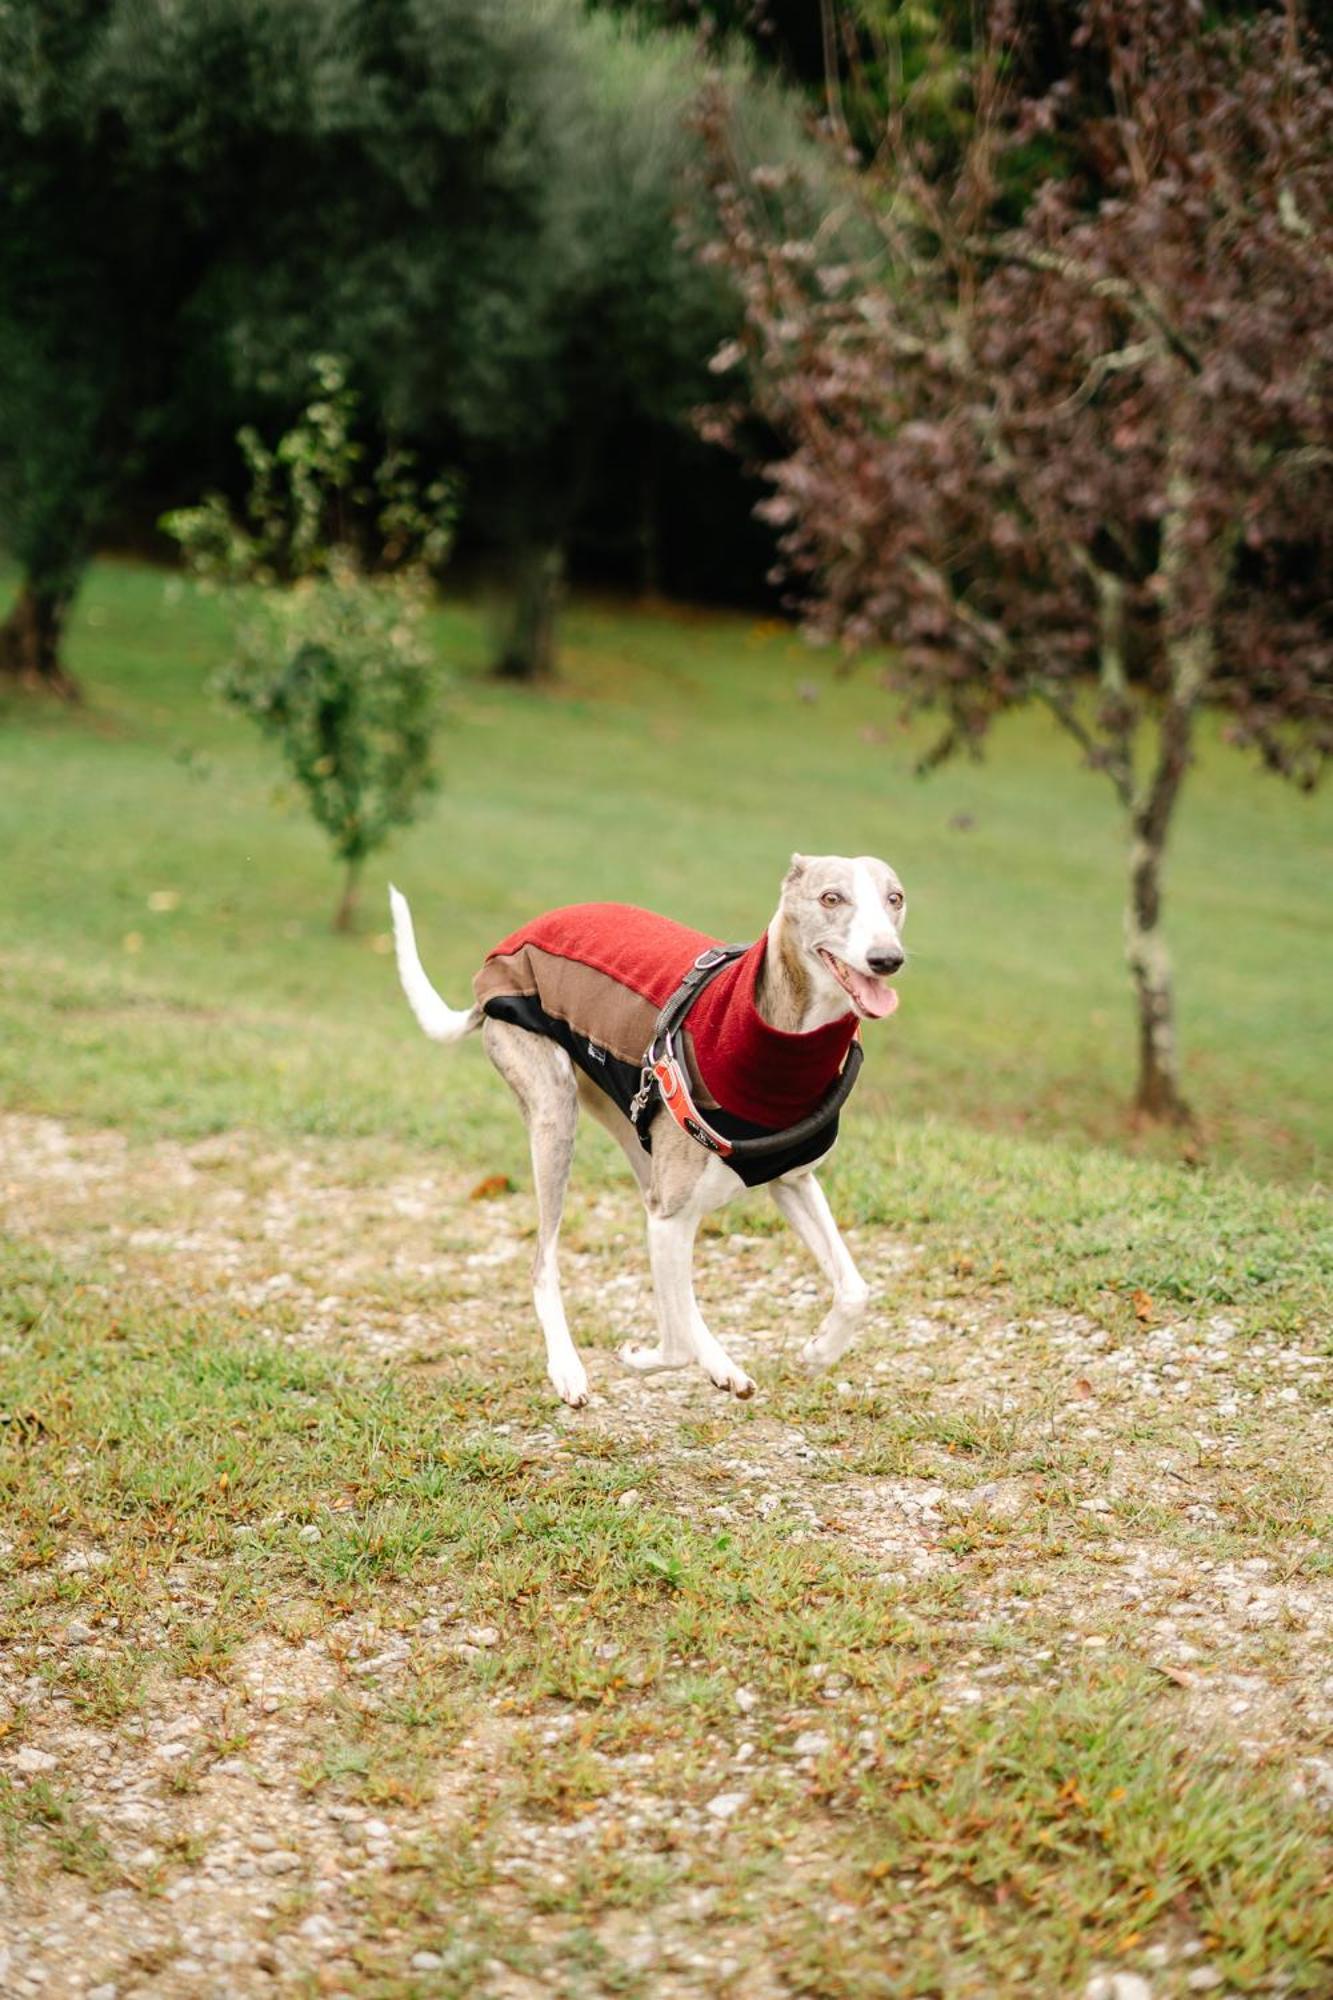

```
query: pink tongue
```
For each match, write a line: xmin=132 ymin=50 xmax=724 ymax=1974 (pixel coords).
xmin=846 ymin=970 xmax=899 ymax=1019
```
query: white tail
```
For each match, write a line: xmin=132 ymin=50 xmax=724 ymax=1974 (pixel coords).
xmin=388 ymin=886 xmax=478 ymax=1045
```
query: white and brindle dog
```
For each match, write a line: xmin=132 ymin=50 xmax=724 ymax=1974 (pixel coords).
xmin=389 ymin=854 xmax=905 ymax=1407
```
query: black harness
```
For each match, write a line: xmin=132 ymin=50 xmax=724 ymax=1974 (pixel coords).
xmin=628 ymin=945 xmax=864 ymax=1164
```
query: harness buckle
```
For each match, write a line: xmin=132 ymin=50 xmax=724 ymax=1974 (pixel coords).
xmin=628 ymin=1065 xmax=656 ymax=1127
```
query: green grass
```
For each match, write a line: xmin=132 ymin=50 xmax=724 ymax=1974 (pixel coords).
xmin=0 ymin=560 xmax=1327 ymax=1393
xmin=0 ymin=559 xmax=1329 ymax=1182
xmin=1 ymin=558 xmax=1327 ymax=1348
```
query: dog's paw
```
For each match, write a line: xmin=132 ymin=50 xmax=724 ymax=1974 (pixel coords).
xmin=798 ymin=1333 xmax=836 ymax=1372
xmin=618 ymin=1342 xmax=687 ymax=1375
xmin=549 ymin=1360 xmax=590 ymax=1407
xmin=691 ymin=1330 xmax=756 ymax=1398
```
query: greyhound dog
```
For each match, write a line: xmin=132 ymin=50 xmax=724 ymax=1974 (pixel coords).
xmin=389 ymin=854 xmax=905 ymax=1406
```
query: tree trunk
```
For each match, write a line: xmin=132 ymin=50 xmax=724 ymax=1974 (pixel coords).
xmin=1124 ymin=820 xmax=1190 ymax=1124
xmin=638 ymin=436 xmax=661 ymax=599
xmin=1122 ymin=628 xmax=1210 ymax=1126
xmin=494 ymin=544 xmax=564 ymax=681
xmin=1118 ymin=457 xmax=1229 ymax=1128
xmin=0 ymin=580 xmax=79 ymax=697
xmin=333 ymin=855 xmax=362 ymax=934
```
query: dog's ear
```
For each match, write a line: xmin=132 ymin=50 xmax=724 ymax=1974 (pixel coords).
xmin=784 ymin=853 xmax=808 ymax=888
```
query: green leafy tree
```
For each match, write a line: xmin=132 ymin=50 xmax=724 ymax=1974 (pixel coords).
xmin=2 ymin=0 xmax=813 ymax=684
xmin=164 ymin=360 xmax=453 ymax=931
xmin=108 ymin=0 xmax=806 ymax=676
xmin=0 ymin=0 xmax=147 ymax=690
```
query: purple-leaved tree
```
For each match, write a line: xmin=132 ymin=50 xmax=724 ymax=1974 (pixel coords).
xmin=703 ymin=0 xmax=1332 ymax=1123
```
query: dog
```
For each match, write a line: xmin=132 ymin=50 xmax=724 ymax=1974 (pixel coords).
xmin=389 ymin=853 xmax=905 ymax=1407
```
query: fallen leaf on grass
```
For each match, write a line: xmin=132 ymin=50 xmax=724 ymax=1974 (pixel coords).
xmin=1131 ymin=1288 xmax=1154 ymax=1323
xmin=1151 ymin=1662 xmax=1195 ymax=1688
xmin=0 ymin=1408 xmax=47 ymax=1441
xmin=1072 ymin=1376 xmax=1093 ymax=1399
xmin=470 ymin=1173 xmax=516 ymax=1200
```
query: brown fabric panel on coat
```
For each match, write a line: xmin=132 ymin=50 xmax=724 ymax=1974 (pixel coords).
xmin=474 ymin=944 xmax=659 ymax=1066
xmin=679 ymin=1028 xmax=720 ymax=1111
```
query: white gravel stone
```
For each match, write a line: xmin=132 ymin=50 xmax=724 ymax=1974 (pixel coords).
xmin=793 ymin=1731 xmax=830 ymax=1757
xmin=411 ymin=1952 xmax=445 ymax=1971
xmin=705 ymin=1791 xmax=747 ymax=1820
xmin=255 ymin=1849 xmax=301 ymax=1874
xmin=733 ymin=1687 xmax=757 ymax=1714
xmin=298 ymin=1914 xmax=338 ymax=1943
xmin=1085 ymin=1975 xmax=1152 ymax=2000
xmin=15 ymin=1746 xmax=58 ymax=1775
xmin=1186 ymin=1972 xmax=1223 ymax=1993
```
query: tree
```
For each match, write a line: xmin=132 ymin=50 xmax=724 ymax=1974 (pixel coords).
xmin=0 ymin=0 xmax=312 ymax=693
xmin=704 ymin=0 xmax=1333 ymax=1123
xmin=1 ymin=0 xmax=803 ymax=685
xmin=275 ymin=0 xmax=787 ymax=678
xmin=0 ymin=0 xmax=141 ymax=691
xmin=163 ymin=359 xmax=453 ymax=932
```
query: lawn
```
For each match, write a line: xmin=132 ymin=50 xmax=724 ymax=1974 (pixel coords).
xmin=0 ymin=561 xmax=1329 ymax=1998
xmin=1 ymin=560 xmax=1330 ymax=1183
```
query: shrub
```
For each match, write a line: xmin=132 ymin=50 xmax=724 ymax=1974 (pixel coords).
xmin=164 ymin=358 xmax=453 ymax=930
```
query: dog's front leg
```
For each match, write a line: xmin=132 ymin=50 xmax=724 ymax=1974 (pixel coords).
xmin=770 ymin=1172 xmax=870 ymax=1369
xmin=618 ymin=1210 xmax=703 ymax=1376
xmin=620 ymin=1208 xmax=755 ymax=1398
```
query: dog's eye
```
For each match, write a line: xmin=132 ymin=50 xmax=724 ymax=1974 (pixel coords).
xmin=887 ymin=890 xmax=904 ymax=911
xmin=819 ymin=890 xmax=845 ymax=909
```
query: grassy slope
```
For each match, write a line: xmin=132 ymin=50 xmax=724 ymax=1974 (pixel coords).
xmin=1 ymin=562 xmax=1331 ymax=1996
xmin=0 ymin=560 xmax=1328 ymax=1339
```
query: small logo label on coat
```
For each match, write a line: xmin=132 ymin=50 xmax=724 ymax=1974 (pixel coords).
xmin=585 ymin=1040 xmax=607 ymax=1064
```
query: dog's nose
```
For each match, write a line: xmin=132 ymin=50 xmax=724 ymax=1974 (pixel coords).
xmin=867 ymin=947 xmax=904 ymax=976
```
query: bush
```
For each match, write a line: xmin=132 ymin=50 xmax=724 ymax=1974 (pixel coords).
xmin=164 ymin=358 xmax=453 ymax=930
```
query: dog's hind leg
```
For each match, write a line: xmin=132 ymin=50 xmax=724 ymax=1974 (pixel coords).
xmin=483 ymin=1019 xmax=588 ymax=1408
xmin=770 ymin=1170 xmax=870 ymax=1370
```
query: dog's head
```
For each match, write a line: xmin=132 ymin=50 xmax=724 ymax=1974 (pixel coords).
xmin=778 ymin=853 xmax=906 ymax=1021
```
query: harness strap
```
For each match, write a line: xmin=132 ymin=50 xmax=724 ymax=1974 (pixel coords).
xmin=628 ymin=946 xmax=864 ymax=1161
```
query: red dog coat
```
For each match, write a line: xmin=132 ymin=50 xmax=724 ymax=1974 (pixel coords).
xmin=473 ymin=904 xmax=860 ymax=1187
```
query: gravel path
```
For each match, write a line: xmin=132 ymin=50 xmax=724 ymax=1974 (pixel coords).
xmin=1 ymin=1114 xmax=1329 ymax=1999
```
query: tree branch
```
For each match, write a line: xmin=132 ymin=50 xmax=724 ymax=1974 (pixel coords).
xmin=1035 ymin=682 xmax=1134 ymax=807
xmin=961 ymin=234 xmax=1204 ymax=375
xmin=1053 ymin=340 xmax=1157 ymax=418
